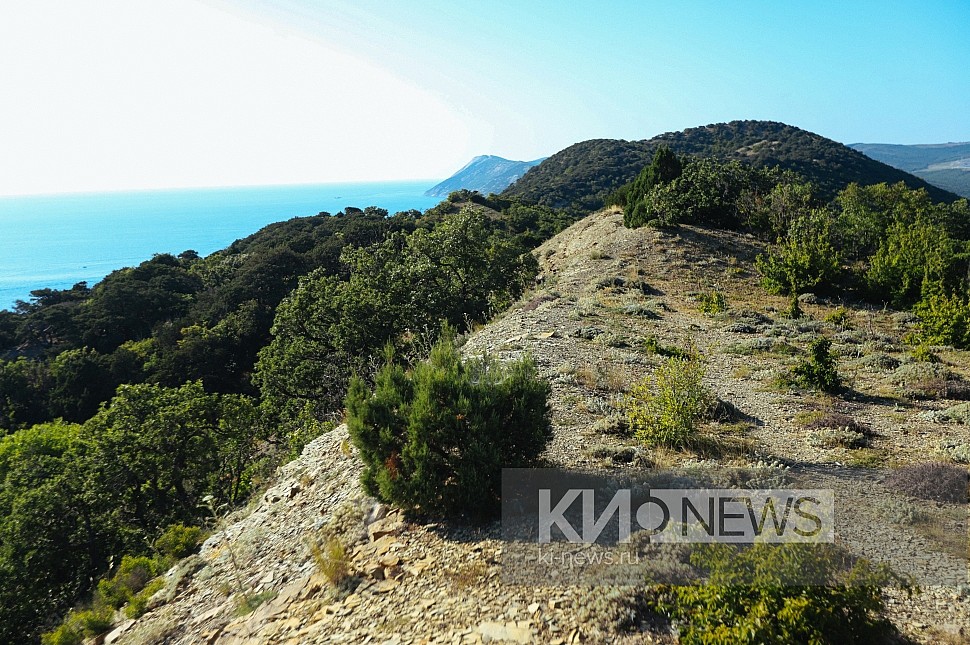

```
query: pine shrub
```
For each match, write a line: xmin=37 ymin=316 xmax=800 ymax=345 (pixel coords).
xmin=697 ymin=289 xmax=727 ymax=316
xmin=792 ymin=336 xmax=840 ymax=392
xmin=346 ymin=337 xmax=551 ymax=517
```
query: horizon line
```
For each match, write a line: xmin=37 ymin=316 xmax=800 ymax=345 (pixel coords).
xmin=0 ymin=177 xmax=448 ymax=200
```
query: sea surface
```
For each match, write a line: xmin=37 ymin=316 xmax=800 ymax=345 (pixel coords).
xmin=0 ymin=181 xmax=442 ymax=310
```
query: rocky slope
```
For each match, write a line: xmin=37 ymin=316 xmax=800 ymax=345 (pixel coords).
xmin=110 ymin=208 xmax=970 ymax=644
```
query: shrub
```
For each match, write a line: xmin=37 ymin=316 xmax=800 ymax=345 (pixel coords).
xmin=792 ymin=336 xmax=840 ymax=392
xmin=641 ymin=334 xmax=687 ymax=358
xmin=885 ymin=462 xmax=967 ymax=503
xmin=804 ymin=413 xmax=873 ymax=449
xmin=866 ymin=218 xmax=956 ymax=308
xmin=41 ymin=624 xmax=82 ymax=645
xmin=346 ymin=336 xmax=552 ymax=517
xmin=909 ymin=342 xmax=941 ymax=363
xmin=124 ymin=578 xmax=165 ymax=619
xmin=756 ymin=212 xmax=841 ymax=296
xmin=97 ymin=555 xmax=165 ymax=609
xmin=41 ymin=605 xmax=114 ymax=645
xmin=155 ymin=523 xmax=204 ymax=559
xmin=824 ymin=307 xmax=853 ymax=330
xmin=696 ymin=289 xmax=727 ymax=316
xmin=625 ymin=352 xmax=713 ymax=448
xmin=658 ymin=543 xmax=901 ymax=644
xmin=913 ymin=293 xmax=970 ymax=349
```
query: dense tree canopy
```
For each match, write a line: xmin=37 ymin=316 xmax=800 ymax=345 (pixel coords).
xmin=256 ymin=209 xmax=539 ymax=424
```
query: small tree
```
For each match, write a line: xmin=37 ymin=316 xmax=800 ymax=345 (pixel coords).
xmin=866 ymin=217 xmax=956 ymax=308
xmin=913 ymin=293 xmax=970 ymax=349
xmin=346 ymin=336 xmax=551 ymax=517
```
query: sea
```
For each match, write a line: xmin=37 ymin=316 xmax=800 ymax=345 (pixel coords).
xmin=0 ymin=181 xmax=442 ymax=311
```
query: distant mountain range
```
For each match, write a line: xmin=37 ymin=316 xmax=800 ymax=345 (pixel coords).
xmin=502 ymin=120 xmax=959 ymax=212
xmin=848 ymin=142 xmax=970 ymax=198
xmin=425 ymin=155 xmax=546 ymax=197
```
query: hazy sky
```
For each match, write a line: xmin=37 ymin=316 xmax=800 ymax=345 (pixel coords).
xmin=1 ymin=0 xmax=967 ymax=196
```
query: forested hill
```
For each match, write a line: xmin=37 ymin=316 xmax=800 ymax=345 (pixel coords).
xmin=503 ymin=120 xmax=959 ymax=211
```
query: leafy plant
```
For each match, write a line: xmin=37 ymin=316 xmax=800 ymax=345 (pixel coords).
xmin=96 ymin=555 xmax=166 ymax=610
xmin=124 ymin=578 xmax=165 ymax=619
xmin=625 ymin=351 xmax=713 ymax=448
xmin=824 ymin=307 xmax=851 ymax=329
xmin=641 ymin=334 xmax=687 ymax=358
xmin=866 ymin=217 xmax=956 ymax=308
xmin=756 ymin=212 xmax=841 ymax=296
xmin=346 ymin=335 xmax=552 ymax=517
xmin=913 ymin=292 xmax=970 ymax=349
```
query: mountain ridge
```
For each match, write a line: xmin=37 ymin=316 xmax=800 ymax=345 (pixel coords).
xmin=848 ymin=141 xmax=970 ymax=198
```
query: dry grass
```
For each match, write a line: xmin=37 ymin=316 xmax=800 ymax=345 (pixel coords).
xmin=311 ymin=536 xmax=351 ymax=587
xmin=445 ymin=560 xmax=488 ymax=589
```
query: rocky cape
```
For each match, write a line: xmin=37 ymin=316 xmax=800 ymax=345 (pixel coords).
xmin=425 ymin=155 xmax=545 ymax=198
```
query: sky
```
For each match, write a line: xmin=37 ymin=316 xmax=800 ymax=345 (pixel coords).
xmin=0 ymin=0 xmax=968 ymax=196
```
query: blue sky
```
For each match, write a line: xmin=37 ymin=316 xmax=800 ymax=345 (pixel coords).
xmin=0 ymin=0 xmax=967 ymax=195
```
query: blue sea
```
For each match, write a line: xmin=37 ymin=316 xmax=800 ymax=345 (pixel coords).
xmin=0 ymin=181 xmax=442 ymax=310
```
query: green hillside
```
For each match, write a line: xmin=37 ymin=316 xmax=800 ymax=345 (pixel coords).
xmin=504 ymin=120 xmax=959 ymax=211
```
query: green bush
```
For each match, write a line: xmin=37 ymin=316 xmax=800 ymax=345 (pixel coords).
xmin=658 ymin=543 xmax=901 ymax=644
xmin=41 ymin=605 xmax=115 ymax=645
xmin=913 ymin=293 xmax=970 ymax=349
xmin=865 ymin=218 xmax=956 ymax=308
xmin=625 ymin=352 xmax=713 ymax=448
xmin=792 ymin=336 xmax=840 ymax=392
xmin=756 ymin=212 xmax=841 ymax=296
xmin=40 ymin=624 xmax=82 ymax=645
xmin=346 ymin=336 xmax=552 ymax=517
xmin=97 ymin=554 xmax=165 ymax=610
xmin=824 ymin=307 xmax=852 ymax=330
xmin=697 ymin=289 xmax=727 ymax=316
xmin=154 ymin=523 xmax=205 ymax=559
xmin=124 ymin=578 xmax=165 ymax=619
xmin=641 ymin=334 xmax=687 ymax=358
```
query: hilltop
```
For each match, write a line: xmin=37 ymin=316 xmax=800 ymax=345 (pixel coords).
xmin=108 ymin=207 xmax=970 ymax=644
xmin=503 ymin=120 xmax=959 ymax=211
xmin=425 ymin=155 xmax=546 ymax=197
xmin=850 ymin=141 xmax=970 ymax=198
